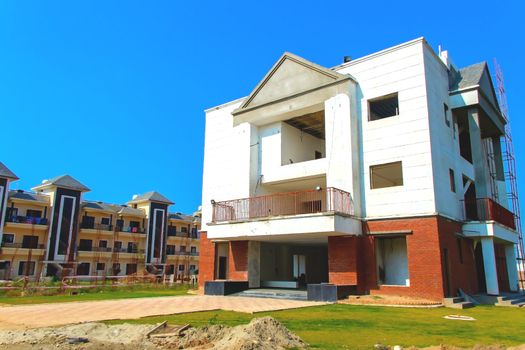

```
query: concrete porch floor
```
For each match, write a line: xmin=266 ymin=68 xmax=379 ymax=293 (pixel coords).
xmin=231 ymin=288 xmax=308 ymax=301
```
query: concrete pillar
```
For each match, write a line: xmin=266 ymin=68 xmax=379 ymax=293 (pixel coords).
xmin=247 ymin=241 xmax=260 ymax=288
xmin=481 ymin=237 xmax=499 ymax=295
xmin=505 ymin=244 xmax=520 ymax=292
xmin=467 ymin=108 xmax=489 ymax=198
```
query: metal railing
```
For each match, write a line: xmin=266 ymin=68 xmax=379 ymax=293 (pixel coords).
xmin=77 ymin=246 xmax=113 ymax=252
xmin=166 ymin=251 xmax=199 ymax=256
xmin=462 ymin=197 xmax=516 ymax=229
xmin=116 ymin=226 xmax=145 ymax=233
xmin=112 ymin=248 xmax=145 ymax=254
xmin=80 ymin=223 xmax=113 ymax=231
xmin=167 ymin=227 xmax=197 ymax=238
xmin=212 ymin=187 xmax=354 ymax=222
xmin=1 ymin=242 xmax=45 ymax=249
xmin=5 ymin=216 xmax=48 ymax=225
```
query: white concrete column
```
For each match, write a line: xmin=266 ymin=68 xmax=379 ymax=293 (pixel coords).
xmin=247 ymin=241 xmax=260 ymax=288
xmin=324 ymin=90 xmax=361 ymax=217
xmin=467 ymin=108 xmax=489 ymax=198
xmin=481 ymin=237 xmax=499 ymax=295
xmin=505 ymin=244 xmax=520 ymax=292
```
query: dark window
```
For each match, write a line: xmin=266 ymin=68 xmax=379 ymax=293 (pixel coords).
xmin=22 ymin=235 xmax=38 ymax=249
xmin=166 ymin=245 xmax=176 ymax=255
xmin=166 ymin=265 xmax=175 ymax=274
xmin=181 ymin=226 xmax=188 ymax=233
xmin=444 ymin=104 xmax=450 ymax=127
xmin=78 ymin=239 xmax=93 ymax=251
xmin=112 ymin=263 xmax=121 ymax=274
xmin=180 ymin=245 xmax=186 ymax=252
xmin=96 ymin=263 xmax=105 ymax=271
xmin=116 ymin=219 xmax=124 ymax=230
xmin=370 ymin=162 xmax=403 ymax=189
xmin=6 ymin=207 xmax=18 ymax=219
xmin=449 ymin=169 xmax=456 ymax=193
xmin=369 ymin=93 xmax=399 ymax=121
xmin=82 ymin=215 xmax=95 ymax=229
xmin=189 ymin=265 xmax=196 ymax=272
xmin=26 ymin=209 xmax=42 ymax=218
xmin=315 ymin=151 xmax=322 ymax=159
xmin=77 ymin=263 xmax=90 ymax=275
xmin=190 ymin=246 xmax=197 ymax=253
xmin=18 ymin=261 xmax=35 ymax=275
xmin=127 ymin=242 xmax=137 ymax=253
xmin=101 ymin=217 xmax=110 ymax=225
xmin=456 ymin=237 xmax=463 ymax=264
xmin=99 ymin=240 xmax=108 ymax=248
xmin=178 ymin=264 xmax=185 ymax=271
xmin=2 ymin=234 xmax=14 ymax=245
xmin=129 ymin=220 xmax=140 ymax=228
xmin=126 ymin=263 xmax=137 ymax=275
xmin=114 ymin=241 xmax=122 ymax=250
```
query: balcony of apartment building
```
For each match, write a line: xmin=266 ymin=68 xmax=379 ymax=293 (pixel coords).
xmin=208 ymin=186 xmax=360 ymax=240
xmin=115 ymin=217 xmax=146 ymax=237
xmin=0 ymin=234 xmax=46 ymax=256
xmin=167 ymin=225 xmax=199 ymax=239
xmin=166 ymin=245 xmax=199 ymax=258
xmin=4 ymin=203 xmax=49 ymax=231
xmin=80 ymin=216 xmax=114 ymax=236
xmin=76 ymin=239 xmax=113 ymax=258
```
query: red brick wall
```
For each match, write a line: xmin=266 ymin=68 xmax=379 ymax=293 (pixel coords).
xmin=328 ymin=236 xmax=358 ymax=285
xmin=436 ymin=217 xmax=479 ymax=296
xmin=198 ymin=232 xmax=215 ymax=289
xmin=364 ymin=216 xmax=445 ymax=301
xmin=228 ymin=241 xmax=249 ymax=281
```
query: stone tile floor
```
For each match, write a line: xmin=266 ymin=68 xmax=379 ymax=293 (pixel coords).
xmin=0 ymin=295 xmax=326 ymax=329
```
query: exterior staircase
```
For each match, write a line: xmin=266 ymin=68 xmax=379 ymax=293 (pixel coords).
xmin=232 ymin=288 xmax=308 ymax=301
xmin=443 ymin=296 xmax=475 ymax=309
xmin=495 ymin=294 xmax=525 ymax=307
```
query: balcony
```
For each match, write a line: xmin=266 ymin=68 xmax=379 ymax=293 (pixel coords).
xmin=77 ymin=246 xmax=113 ymax=252
xmin=212 ymin=187 xmax=353 ymax=222
xmin=80 ymin=223 xmax=113 ymax=231
xmin=166 ymin=251 xmax=199 ymax=257
xmin=1 ymin=242 xmax=45 ymax=249
xmin=462 ymin=198 xmax=516 ymax=230
xmin=112 ymin=248 xmax=145 ymax=254
xmin=116 ymin=226 xmax=145 ymax=234
xmin=167 ymin=227 xmax=196 ymax=238
xmin=4 ymin=216 xmax=48 ymax=230
xmin=208 ymin=187 xmax=360 ymax=240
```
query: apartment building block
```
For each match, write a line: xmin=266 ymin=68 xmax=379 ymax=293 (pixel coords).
xmin=199 ymin=37 xmax=521 ymax=301
xmin=0 ymin=163 xmax=200 ymax=281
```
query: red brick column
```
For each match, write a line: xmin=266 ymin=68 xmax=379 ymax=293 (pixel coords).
xmin=198 ymin=232 xmax=215 ymax=289
xmin=229 ymin=241 xmax=249 ymax=281
xmin=328 ymin=236 xmax=358 ymax=285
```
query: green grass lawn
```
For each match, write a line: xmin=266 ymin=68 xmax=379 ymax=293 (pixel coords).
xmin=0 ymin=285 xmax=191 ymax=305
xmin=106 ymin=304 xmax=525 ymax=349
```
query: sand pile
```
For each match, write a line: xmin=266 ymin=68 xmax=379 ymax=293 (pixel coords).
xmin=0 ymin=317 xmax=305 ymax=350
xmin=153 ymin=316 xmax=306 ymax=349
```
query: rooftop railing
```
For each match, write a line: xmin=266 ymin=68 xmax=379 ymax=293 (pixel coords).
xmin=461 ymin=197 xmax=516 ymax=230
xmin=212 ymin=187 xmax=354 ymax=223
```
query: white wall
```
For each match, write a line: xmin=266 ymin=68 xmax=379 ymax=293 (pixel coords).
xmin=280 ymin=122 xmax=325 ymax=165
xmin=337 ymin=39 xmax=437 ymax=218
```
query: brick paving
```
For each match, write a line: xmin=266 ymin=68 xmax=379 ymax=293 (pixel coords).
xmin=0 ymin=295 xmax=326 ymax=329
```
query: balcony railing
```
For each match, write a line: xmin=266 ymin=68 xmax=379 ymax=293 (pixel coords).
xmin=77 ymin=246 xmax=113 ymax=252
xmin=462 ymin=197 xmax=516 ymax=230
xmin=112 ymin=248 xmax=145 ymax=254
xmin=80 ymin=223 xmax=113 ymax=231
xmin=167 ymin=251 xmax=199 ymax=256
xmin=1 ymin=242 xmax=45 ymax=249
xmin=5 ymin=216 xmax=48 ymax=225
xmin=167 ymin=227 xmax=197 ymax=238
xmin=117 ymin=226 xmax=145 ymax=234
xmin=212 ymin=187 xmax=354 ymax=223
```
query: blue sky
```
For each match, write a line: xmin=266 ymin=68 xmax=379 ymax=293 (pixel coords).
xmin=0 ymin=1 xmax=524 ymax=214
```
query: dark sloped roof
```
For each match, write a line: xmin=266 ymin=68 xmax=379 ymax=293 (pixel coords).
xmin=168 ymin=213 xmax=194 ymax=222
xmin=33 ymin=175 xmax=90 ymax=192
xmin=118 ymin=206 xmax=146 ymax=217
xmin=128 ymin=191 xmax=174 ymax=205
xmin=8 ymin=190 xmax=49 ymax=203
xmin=449 ymin=62 xmax=486 ymax=91
xmin=0 ymin=162 xmax=18 ymax=180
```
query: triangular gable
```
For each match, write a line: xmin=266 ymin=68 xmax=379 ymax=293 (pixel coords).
xmin=478 ymin=66 xmax=501 ymax=113
xmin=233 ymin=52 xmax=352 ymax=115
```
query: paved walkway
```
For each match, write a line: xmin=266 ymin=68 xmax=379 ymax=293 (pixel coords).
xmin=0 ymin=295 xmax=326 ymax=329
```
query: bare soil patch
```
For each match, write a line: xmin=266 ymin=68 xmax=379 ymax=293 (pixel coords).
xmin=0 ymin=316 xmax=305 ymax=350
xmin=341 ymin=294 xmax=442 ymax=307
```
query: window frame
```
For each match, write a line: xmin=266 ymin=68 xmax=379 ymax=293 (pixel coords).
xmin=368 ymin=93 xmax=400 ymax=121
xmin=369 ymin=161 xmax=404 ymax=189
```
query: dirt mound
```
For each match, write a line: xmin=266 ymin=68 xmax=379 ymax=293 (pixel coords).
xmin=154 ymin=316 xmax=306 ymax=349
xmin=0 ymin=317 xmax=305 ymax=350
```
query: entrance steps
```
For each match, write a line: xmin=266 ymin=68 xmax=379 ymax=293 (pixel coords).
xmin=496 ymin=294 xmax=525 ymax=307
xmin=232 ymin=288 xmax=307 ymax=301
xmin=443 ymin=296 xmax=475 ymax=309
